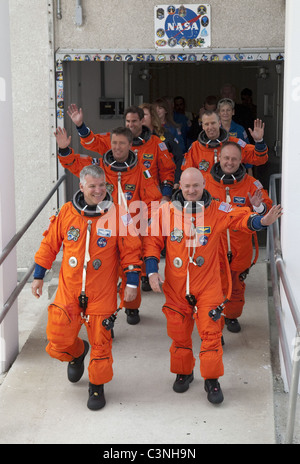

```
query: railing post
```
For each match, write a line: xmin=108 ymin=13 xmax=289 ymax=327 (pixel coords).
xmin=285 ymin=328 xmax=300 ymax=444
xmin=268 ymin=173 xmax=300 ymax=444
xmin=0 ymin=175 xmax=66 ymax=332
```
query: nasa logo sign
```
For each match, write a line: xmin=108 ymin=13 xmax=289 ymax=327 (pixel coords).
xmin=155 ymin=4 xmax=211 ymax=49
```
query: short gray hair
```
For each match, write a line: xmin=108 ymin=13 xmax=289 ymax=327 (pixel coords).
xmin=80 ymin=165 xmax=105 ymax=186
xmin=217 ymin=98 xmax=235 ymax=110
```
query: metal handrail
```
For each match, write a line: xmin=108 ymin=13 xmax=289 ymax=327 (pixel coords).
xmin=0 ymin=175 xmax=66 ymax=266
xmin=0 ymin=175 xmax=66 ymax=325
xmin=268 ymin=173 xmax=300 ymax=444
xmin=0 ymin=263 xmax=35 ymax=325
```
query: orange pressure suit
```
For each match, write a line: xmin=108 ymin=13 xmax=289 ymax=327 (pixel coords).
xmin=58 ymin=147 xmax=162 ymax=310
xmin=182 ymin=127 xmax=268 ymax=178
xmin=143 ymin=189 xmax=265 ymax=380
xmin=34 ymin=191 xmax=142 ymax=385
xmin=77 ymin=124 xmax=175 ymax=195
xmin=58 ymin=147 xmax=162 ymax=216
xmin=205 ymin=162 xmax=272 ymax=320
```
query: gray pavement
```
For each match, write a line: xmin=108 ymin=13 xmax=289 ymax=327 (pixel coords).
xmin=0 ymin=256 xmax=280 ymax=444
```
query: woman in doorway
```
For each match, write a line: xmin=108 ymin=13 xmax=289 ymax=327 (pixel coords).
xmin=218 ymin=98 xmax=249 ymax=142
xmin=140 ymin=102 xmax=183 ymax=188
xmin=154 ymin=97 xmax=186 ymax=154
xmin=217 ymin=98 xmax=253 ymax=175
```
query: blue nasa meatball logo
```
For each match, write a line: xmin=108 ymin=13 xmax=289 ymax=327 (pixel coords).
xmin=164 ymin=7 xmax=201 ymax=45
xmin=97 ymin=237 xmax=107 ymax=248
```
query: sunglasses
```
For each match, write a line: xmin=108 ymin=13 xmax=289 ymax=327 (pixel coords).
xmin=218 ymin=98 xmax=235 ymax=108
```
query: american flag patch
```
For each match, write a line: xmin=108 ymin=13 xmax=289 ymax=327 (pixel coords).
xmin=159 ymin=142 xmax=167 ymax=151
xmin=254 ymin=179 xmax=263 ymax=189
xmin=237 ymin=139 xmax=247 ymax=148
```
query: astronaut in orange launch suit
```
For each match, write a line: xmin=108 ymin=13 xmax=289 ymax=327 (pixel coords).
xmin=205 ymin=141 xmax=272 ymax=333
xmin=143 ymin=167 xmax=282 ymax=404
xmin=66 ymin=103 xmax=175 ymax=202
xmin=31 ymin=165 xmax=142 ymax=410
xmin=181 ymin=111 xmax=268 ymax=178
xmin=55 ymin=126 xmax=162 ymax=325
xmin=66 ymin=103 xmax=176 ymax=292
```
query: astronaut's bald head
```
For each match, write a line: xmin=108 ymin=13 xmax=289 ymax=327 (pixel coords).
xmin=179 ymin=168 xmax=205 ymax=202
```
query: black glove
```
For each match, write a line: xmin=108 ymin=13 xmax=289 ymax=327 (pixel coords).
xmin=239 ymin=268 xmax=249 ymax=281
xmin=102 ymin=314 xmax=117 ymax=331
xmin=208 ymin=304 xmax=224 ymax=321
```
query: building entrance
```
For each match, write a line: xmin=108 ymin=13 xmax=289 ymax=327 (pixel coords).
xmin=56 ymin=52 xmax=283 ymax=201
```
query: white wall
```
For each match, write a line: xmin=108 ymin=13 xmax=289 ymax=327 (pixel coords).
xmin=54 ymin=0 xmax=285 ymax=49
xmin=280 ymin=0 xmax=300 ymax=391
xmin=9 ymin=0 xmax=57 ymax=269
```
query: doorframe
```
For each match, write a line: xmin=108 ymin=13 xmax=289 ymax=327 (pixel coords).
xmin=54 ymin=47 xmax=284 ymax=205
xmin=55 ymin=46 xmax=284 ymax=128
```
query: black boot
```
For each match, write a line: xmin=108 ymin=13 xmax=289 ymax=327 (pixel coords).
xmin=225 ymin=318 xmax=241 ymax=333
xmin=67 ymin=340 xmax=89 ymax=383
xmin=141 ymin=276 xmax=152 ymax=291
xmin=125 ymin=308 xmax=140 ymax=325
xmin=173 ymin=372 xmax=194 ymax=393
xmin=204 ymin=379 xmax=224 ymax=404
xmin=87 ymin=383 xmax=106 ymax=410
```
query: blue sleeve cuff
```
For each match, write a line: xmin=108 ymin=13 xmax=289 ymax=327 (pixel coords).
xmin=251 ymin=215 xmax=268 ymax=231
xmin=76 ymin=123 xmax=90 ymax=138
xmin=126 ymin=271 xmax=139 ymax=287
xmin=58 ymin=147 xmax=71 ymax=156
xmin=145 ymin=257 xmax=159 ymax=275
xmin=161 ymin=185 xmax=173 ymax=197
xmin=254 ymin=140 xmax=267 ymax=152
xmin=33 ymin=263 xmax=47 ymax=280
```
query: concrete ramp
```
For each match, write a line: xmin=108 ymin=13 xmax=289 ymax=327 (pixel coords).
xmin=0 ymin=258 xmax=275 ymax=444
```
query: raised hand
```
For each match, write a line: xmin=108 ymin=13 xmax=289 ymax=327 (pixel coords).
xmin=67 ymin=103 xmax=84 ymax=126
xmin=248 ymin=119 xmax=265 ymax=142
xmin=261 ymin=204 xmax=283 ymax=226
xmin=248 ymin=189 xmax=263 ymax=207
xmin=54 ymin=127 xmax=71 ymax=149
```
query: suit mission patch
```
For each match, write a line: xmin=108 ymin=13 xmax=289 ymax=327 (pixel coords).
xmin=125 ymin=184 xmax=136 ymax=191
xmin=196 ymin=226 xmax=211 ymax=234
xmin=233 ymin=196 xmax=246 ymax=204
xmin=106 ymin=183 xmax=114 ymax=193
xmin=143 ymin=153 xmax=154 ymax=160
xmin=67 ymin=226 xmax=80 ymax=241
xmin=170 ymin=228 xmax=184 ymax=243
xmin=199 ymin=160 xmax=210 ymax=171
